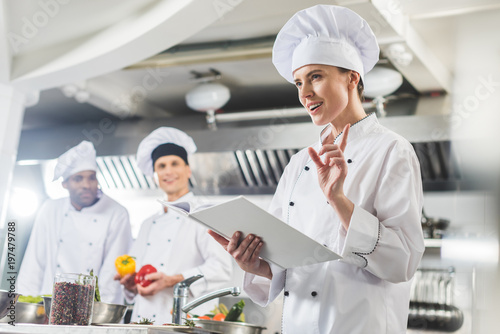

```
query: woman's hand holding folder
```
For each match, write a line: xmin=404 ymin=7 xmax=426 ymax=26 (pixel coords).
xmin=208 ymin=230 xmax=273 ymax=280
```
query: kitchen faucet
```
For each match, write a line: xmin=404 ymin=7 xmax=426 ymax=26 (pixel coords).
xmin=172 ymin=274 xmax=241 ymax=325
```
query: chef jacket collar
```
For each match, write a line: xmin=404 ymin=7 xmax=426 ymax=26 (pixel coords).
xmin=160 ymin=191 xmax=195 ymax=215
xmin=319 ymin=112 xmax=378 ymax=147
xmin=170 ymin=191 xmax=194 ymax=204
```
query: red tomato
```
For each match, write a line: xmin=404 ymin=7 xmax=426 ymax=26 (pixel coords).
xmin=134 ymin=264 xmax=157 ymax=287
xmin=213 ymin=313 xmax=225 ymax=321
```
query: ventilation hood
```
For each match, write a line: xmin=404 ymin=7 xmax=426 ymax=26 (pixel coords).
xmin=93 ymin=139 xmax=461 ymax=196
xmin=19 ymin=102 xmax=470 ymax=196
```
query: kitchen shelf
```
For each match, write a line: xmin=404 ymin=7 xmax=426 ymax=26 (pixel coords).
xmin=424 ymin=239 xmax=442 ymax=248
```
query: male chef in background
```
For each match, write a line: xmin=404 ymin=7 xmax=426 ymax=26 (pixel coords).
xmin=17 ymin=140 xmax=133 ymax=304
xmin=116 ymin=127 xmax=232 ymax=324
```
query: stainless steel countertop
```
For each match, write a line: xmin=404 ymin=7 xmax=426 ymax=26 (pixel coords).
xmin=0 ymin=324 xmax=220 ymax=334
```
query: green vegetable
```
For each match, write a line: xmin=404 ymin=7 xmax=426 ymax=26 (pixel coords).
xmin=184 ymin=319 xmax=195 ymax=328
xmin=132 ymin=317 xmax=154 ymax=325
xmin=18 ymin=295 xmax=43 ymax=303
xmin=89 ymin=269 xmax=101 ymax=302
xmin=224 ymin=300 xmax=245 ymax=322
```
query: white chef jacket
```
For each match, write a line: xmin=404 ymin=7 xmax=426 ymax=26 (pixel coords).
xmin=244 ymin=113 xmax=425 ymax=334
xmin=126 ymin=192 xmax=233 ymax=325
xmin=17 ymin=193 xmax=133 ymax=304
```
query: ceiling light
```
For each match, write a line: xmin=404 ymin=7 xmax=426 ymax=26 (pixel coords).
xmin=185 ymin=82 xmax=230 ymax=112
xmin=186 ymin=82 xmax=230 ymax=129
xmin=386 ymin=43 xmax=413 ymax=67
xmin=364 ymin=67 xmax=403 ymax=99
xmin=61 ymin=84 xmax=78 ymax=97
xmin=60 ymin=81 xmax=90 ymax=103
xmin=364 ymin=67 xmax=403 ymax=117
xmin=74 ymin=90 xmax=90 ymax=103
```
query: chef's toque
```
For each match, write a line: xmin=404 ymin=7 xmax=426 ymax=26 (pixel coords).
xmin=272 ymin=5 xmax=380 ymax=84
xmin=53 ymin=141 xmax=97 ymax=181
xmin=136 ymin=127 xmax=197 ymax=177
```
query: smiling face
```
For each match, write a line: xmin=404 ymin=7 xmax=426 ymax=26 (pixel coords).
xmin=293 ymin=64 xmax=360 ymax=127
xmin=62 ymin=170 xmax=99 ymax=211
xmin=153 ymin=155 xmax=191 ymax=201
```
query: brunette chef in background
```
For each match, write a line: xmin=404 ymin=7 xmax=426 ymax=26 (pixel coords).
xmin=18 ymin=140 xmax=133 ymax=304
xmin=116 ymin=127 xmax=232 ymax=324
xmin=210 ymin=5 xmax=425 ymax=334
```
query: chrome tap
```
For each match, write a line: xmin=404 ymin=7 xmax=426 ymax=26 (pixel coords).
xmin=172 ymin=274 xmax=241 ymax=324
xmin=183 ymin=286 xmax=241 ymax=314
xmin=172 ymin=274 xmax=203 ymax=325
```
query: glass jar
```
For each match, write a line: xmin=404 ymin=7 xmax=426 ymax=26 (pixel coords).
xmin=49 ymin=273 xmax=95 ymax=325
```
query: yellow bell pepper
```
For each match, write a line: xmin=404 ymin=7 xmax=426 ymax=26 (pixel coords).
xmin=115 ymin=255 xmax=136 ymax=277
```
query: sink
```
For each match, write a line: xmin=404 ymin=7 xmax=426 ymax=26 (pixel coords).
xmin=194 ymin=319 xmax=266 ymax=334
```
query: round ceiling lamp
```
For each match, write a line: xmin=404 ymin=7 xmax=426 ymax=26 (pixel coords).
xmin=363 ymin=67 xmax=403 ymax=117
xmin=185 ymin=82 xmax=230 ymax=129
xmin=364 ymin=67 xmax=403 ymax=99
xmin=61 ymin=81 xmax=90 ymax=104
xmin=185 ymin=82 xmax=230 ymax=112
xmin=386 ymin=43 xmax=414 ymax=67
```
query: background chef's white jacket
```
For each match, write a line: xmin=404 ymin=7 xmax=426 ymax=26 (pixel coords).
xmin=125 ymin=192 xmax=233 ymax=325
xmin=244 ymin=113 xmax=425 ymax=334
xmin=17 ymin=193 xmax=133 ymax=304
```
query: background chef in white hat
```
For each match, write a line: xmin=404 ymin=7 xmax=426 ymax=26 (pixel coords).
xmin=210 ymin=5 xmax=425 ymax=333
xmin=17 ymin=140 xmax=133 ymax=304
xmin=117 ymin=127 xmax=232 ymax=324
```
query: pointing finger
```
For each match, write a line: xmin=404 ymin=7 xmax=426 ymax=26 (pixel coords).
xmin=308 ymin=147 xmax=324 ymax=168
xmin=339 ymin=123 xmax=350 ymax=152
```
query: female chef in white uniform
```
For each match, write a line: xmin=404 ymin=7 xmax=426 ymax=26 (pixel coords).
xmin=209 ymin=5 xmax=425 ymax=334
xmin=118 ymin=127 xmax=232 ymax=324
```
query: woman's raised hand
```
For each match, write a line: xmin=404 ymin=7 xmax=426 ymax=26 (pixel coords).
xmin=308 ymin=123 xmax=350 ymax=204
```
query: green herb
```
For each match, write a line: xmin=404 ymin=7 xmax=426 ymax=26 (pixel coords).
xmin=89 ymin=269 xmax=101 ymax=302
xmin=133 ymin=317 xmax=154 ymax=325
xmin=184 ymin=319 xmax=196 ymax=328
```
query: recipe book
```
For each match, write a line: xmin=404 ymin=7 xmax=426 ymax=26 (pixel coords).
xmin=158 ymin=196 xmax=341 ymax=269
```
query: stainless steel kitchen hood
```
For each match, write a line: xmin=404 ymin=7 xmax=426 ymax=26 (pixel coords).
xmin=18 ymin=97 xmax=468 ymax=195
xmin=92 ymin=139 xmax=461 ymax=196
xmin=94 ymin=148 xmax=301 ymax=196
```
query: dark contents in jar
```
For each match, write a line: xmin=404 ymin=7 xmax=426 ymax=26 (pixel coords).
xmin=50 ymin=281 xmax=94 ymax=325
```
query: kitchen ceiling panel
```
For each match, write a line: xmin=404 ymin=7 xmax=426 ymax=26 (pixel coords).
xmin=14 ymin=0 xmax=496 ymax=135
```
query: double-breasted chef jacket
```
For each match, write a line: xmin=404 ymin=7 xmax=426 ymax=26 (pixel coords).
xmin=244 ymin=113 xmax=425 ymax=334
xmin=18 ymin=193 xmax=133 ymax=304
xmin=125 ymin=192 xmax=233 ymax=325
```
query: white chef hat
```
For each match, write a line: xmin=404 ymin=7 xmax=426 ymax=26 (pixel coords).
xmin=272 ymin=5 xmax=380 ymax=84
xmin=53 ymin=141 xmax=97 ymax=181
xmin=136 ymin=127 xmax=197 ymax=177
